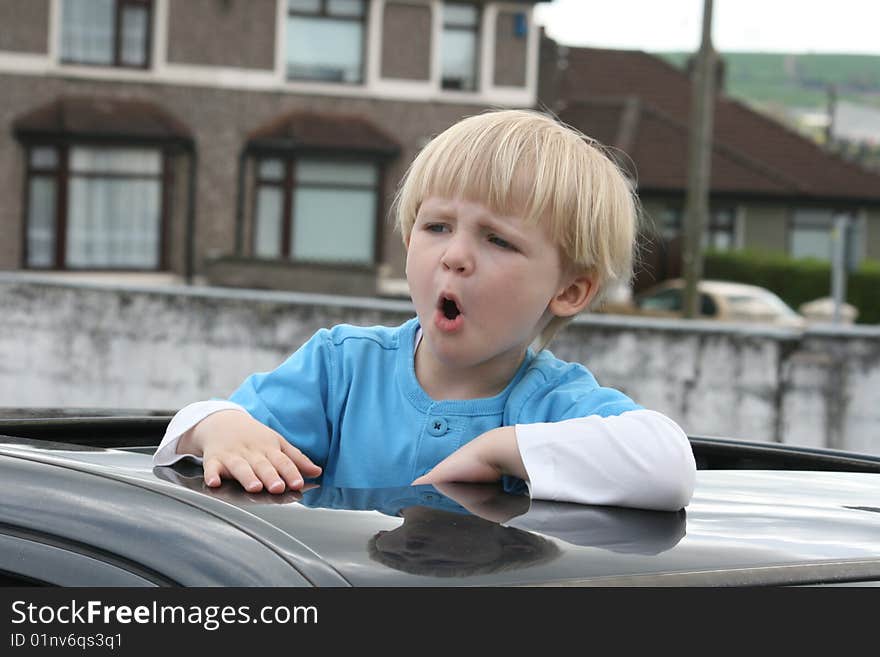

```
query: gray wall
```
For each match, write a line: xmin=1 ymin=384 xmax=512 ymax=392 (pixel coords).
xmin=2 ymin=274 xmax=878 ymax=455
xmin=742 ymin=203 xmax=789 ymax=251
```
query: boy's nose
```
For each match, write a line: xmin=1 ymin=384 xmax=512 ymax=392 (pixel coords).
xmin=440 ymin=239 xmax=474 ymax=274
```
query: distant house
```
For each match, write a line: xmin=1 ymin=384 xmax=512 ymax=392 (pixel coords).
xmin=0 ymin=0 xmax=544 ymax=296
xmin=538 ymin=37 xmax=880 ymax=290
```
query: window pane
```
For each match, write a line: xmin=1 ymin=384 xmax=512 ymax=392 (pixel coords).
xmin=258 ymin=159 xmax=285 ymax=181
xmin=712 ymin=208 xmax=735 ymax=227
xmin=444 ymin=4 xmax=478 ymax=26
xmin=714 ymin=231 xmax=732 ymax=250
xmin=699 ymin=294 xmax=718 ymax=317
xmin=30 ymin=147 xmax=59 ymax=169
xmin=288 ymin=0 xmax=321 ymax=12
xmin=71 ymin=148 xmax=161 ymax=175
xmin=791 ymin=208 xmax=833 ymax=261
xmin=639 ymin=289 xmax=682 ymax=312
xmin=659 ymin=207 xmax=682 ymax=240
xmin=254 ymin=187 xmax=284 ymax=258
xmin=442 ymin=29 xmax=477 ymax=90
xmin=791 ymin=227 xmax=830 ymax=261
xmin=286 ymin=15 xmax=363 ymax=82
xmin=328 ymin=0 xmax=364 ymax=17
xmin=120 ymin=4 xmax=149 ymax=66
xmin=844 ymin=217 xmax=862 ymax=271
xmin=296 ymin=160 xmax=377 ymax=186
xmin=27 ymin=177 xmax=57 ymax=268
xmin=292 ymin=187 xmax=375 ymax=263
xmin=67 ymin=176 xmax=161 ymax=268
xmin=61 ymin=0 xmax=114 ymax=64
xmin=794 ymin=208 xmax=832 ymax=228
xmin=705 ymin=230 xmax=732 ymax=251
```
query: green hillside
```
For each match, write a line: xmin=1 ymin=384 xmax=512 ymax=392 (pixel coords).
xmin=657 ymin=52 xmax=880 ymax=110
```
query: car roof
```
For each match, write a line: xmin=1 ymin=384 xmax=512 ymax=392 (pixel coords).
xmin=3 ymin=434 xmax=880 ymax=587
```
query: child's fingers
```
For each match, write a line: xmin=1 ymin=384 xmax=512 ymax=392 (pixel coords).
xmin=250 ymin=456 xmax=289 ymax=494
xmin=267 ymin=450 xmax=305 ymax=491
xmin=278 ymin=439 xmax=323 ymax=477
xmin=411 ymin=455 xmax=499 ymax=485
xmin=203 ymin=457 xmax=225 ymax=488
xmin=223 ymin=454 xmax=266 ymax=493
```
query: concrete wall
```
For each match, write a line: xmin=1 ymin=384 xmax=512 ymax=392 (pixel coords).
xmin=205 ymin=256 xmax=379 ymax=297
xmin=2 ymin=274 xmax=879 ymax=455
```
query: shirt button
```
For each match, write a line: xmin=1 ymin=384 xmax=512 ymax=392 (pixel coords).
xmin=427 ymin=417 xmax=449 ymax=436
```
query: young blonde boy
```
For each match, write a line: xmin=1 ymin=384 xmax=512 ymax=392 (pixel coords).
xmin=153 ymin=109 xmax=696 ymax=511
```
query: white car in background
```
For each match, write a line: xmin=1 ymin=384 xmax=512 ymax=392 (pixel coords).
xmin=607 ymin=279 xmax=808 ymax=328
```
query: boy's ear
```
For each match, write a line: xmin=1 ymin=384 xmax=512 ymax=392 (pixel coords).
xmin=548 ymin=274 xmax=596 ymax=318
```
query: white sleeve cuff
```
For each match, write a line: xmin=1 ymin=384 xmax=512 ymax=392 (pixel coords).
xmin=152 ymin=400 xmax=249 ymax=466
xmin=515 ymin=409 xmax=696 ymax=511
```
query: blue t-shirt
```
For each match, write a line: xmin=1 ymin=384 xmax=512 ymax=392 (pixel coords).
xmin=229 ymin=317 xmax=642 ymax=488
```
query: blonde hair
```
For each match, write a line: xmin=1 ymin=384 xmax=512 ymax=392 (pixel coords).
xmin=393 ymin=109 xmax=640 ymax=348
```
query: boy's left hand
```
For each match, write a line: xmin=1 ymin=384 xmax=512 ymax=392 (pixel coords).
xmin=411 ymin=427 xmax=528 ymax=485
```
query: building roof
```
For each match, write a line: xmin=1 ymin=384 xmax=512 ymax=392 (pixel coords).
xmin=544 ymin=43 xmax=880 ymax=204
xmin=12 ymin=96 xmax=192 ymax=145
xmin=246 ymin=111 xmax=401 ymax=157
xmin=560 ymin=98 xmax=803 ymax=197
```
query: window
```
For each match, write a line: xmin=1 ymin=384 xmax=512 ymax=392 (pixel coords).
xmin=285 ymin=0 xmax=366 ymax=83
xmin=660 ymin=205 xmax=736 ymax=250
xmin=25 ymin=146 xmax=165 ymax=269
xmin=636 ymin=288 xmax=717 ymax=317
xmin=442 ymin=2 xmax=480 ymax=91
xmin=791 ymin=208 xmax=861 ymax=270
xmin=60 ymin=0 xmax=152 ymax=68
xmin=253 ymin=157 xmax=379 ymax=264
xmin=637 ymin=288 xmax=682 ymax=312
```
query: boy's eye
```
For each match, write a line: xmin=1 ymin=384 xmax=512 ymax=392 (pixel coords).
xmin=425 ymin=223 xmax=448 ymax=233
xmin=489 ymin=235 xmax=517 ymax=251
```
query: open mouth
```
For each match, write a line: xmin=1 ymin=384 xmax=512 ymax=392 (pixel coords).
xmin=442 ymin=297 xmax=461 ymax=320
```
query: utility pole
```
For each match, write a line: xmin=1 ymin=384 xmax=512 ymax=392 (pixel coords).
xmin=825 ymin=83 xmax=837 ymax=147
xmin=682 ymin=0 xmax=716 ymax=318
xmin=830 ymin=213 xmax=850 ymax=324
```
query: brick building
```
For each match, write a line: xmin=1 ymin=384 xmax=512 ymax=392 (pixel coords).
xmin=0 ymin=0 xmax=543 ymax=295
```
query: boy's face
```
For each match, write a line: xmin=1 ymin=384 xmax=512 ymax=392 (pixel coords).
xmin=406 ymin=196 xmax=570 ymax=377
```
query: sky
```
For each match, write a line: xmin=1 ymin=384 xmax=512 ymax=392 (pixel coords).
xmin=533 ymin=0 xmax=880 ymax=55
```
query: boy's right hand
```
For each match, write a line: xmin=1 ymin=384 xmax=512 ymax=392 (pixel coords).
xmin=177 ymin=410 xmax=322 ymax=494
